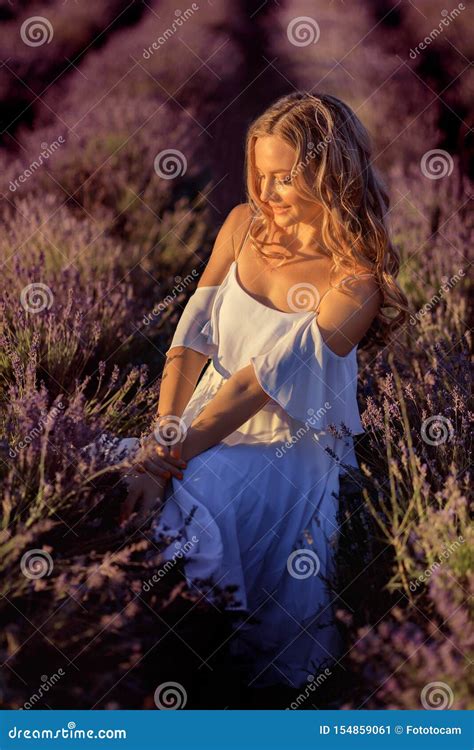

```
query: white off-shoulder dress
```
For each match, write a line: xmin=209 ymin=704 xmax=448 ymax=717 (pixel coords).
xmin=116 ymin=231 xmax=366 ymax=690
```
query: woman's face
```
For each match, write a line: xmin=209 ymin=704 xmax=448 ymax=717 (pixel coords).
xmin=254 ymin=135 xmax=321 ymax=229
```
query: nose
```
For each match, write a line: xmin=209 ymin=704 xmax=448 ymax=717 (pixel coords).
xmin=259 ymin=176 xmax=277 ymax=203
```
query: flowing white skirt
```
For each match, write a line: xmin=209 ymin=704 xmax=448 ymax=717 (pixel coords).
xmin=113 ymin=360 xmax=357 ymax=689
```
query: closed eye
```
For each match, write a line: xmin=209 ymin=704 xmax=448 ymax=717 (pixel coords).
xmin=256 ymin=172 xmax=292 ymax=186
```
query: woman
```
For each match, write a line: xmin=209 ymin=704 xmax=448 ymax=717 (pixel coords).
xmin=115 ymin=91 xmax=407 ymax=690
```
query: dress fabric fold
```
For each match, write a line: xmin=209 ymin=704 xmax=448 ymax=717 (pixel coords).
xmin=107 ymin=259 xmax=366 ymax=689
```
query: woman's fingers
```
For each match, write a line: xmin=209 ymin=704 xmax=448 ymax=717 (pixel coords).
xmin=119 ymin=474 xmax=143 ymax=523
xmin=120 ymin=471 xmax=167 ymax=526
xmin=135 ymin=457 xmax=171 ymax=478
xmin=134 ymin=441 xmax=187 ymax=478
xmin=154 ymin=444 xmax=187 ymax=468
xmin=136 ymin=472 xmax=167 ymax=516
xmin=169 ymin=443 xmax=183 ymax=461
xmin=142 ymin=455 xmax=184 ymax=480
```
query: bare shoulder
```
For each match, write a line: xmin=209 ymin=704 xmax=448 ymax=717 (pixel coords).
xmin=331 ymin=265 xmax=382 ymax=313
xmin=198 ymin=203 xmax=252 ymax=288
xmin=316 ymin=266 xmax=382 ymax=356
xmin=228 ymin=201 xmax=253 ymax=226
xmin=226 ymin=202 xmax=254 ymax=248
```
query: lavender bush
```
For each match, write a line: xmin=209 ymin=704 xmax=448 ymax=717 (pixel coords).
xmin=333 ymin=157 xmax=472 ymax=707
xmin=0 ymin=0 xmax=145 ymax=142
xmin=1 ymin=354 xmax=239 ymax=709
xmin=0 ymin=0 xmax=472 ymax=709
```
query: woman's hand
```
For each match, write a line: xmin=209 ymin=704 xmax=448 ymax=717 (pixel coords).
xmin=118 ymin=416 xmax=188 ymax=525
xmin=132 ymin=430 xmax=187 ymax=481
xmin=119 ymin=469 xmax=167 ymax=526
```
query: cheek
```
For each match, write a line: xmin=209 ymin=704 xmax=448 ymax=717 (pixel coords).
xmin=283 ymin=187 xmax=320 ymax=219
xmin=278 ymin=186 xmax=300 ymax=206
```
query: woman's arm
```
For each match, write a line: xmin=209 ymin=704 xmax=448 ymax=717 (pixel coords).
xmin=154 ymin=203 xmax=253 ymax=424
xmin=156 ymin=346 xmax=209 ymax=421
xmin=181 ymin=363 xmax=270 ymax=462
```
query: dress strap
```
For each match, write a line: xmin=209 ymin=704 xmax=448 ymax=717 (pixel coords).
xmin=234 ymin=214 xmax=254 ymax=261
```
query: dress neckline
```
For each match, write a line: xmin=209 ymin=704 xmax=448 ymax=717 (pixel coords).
xmin=231 ymin=260 xmax=313 ymax=317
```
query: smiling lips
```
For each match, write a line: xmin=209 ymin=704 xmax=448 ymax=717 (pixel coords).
xmin=270 ymin=204 xmax=290 ymax=213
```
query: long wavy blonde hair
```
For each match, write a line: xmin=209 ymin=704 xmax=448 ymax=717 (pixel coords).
xmin=244 ymin=91 xmax=409 ymax=347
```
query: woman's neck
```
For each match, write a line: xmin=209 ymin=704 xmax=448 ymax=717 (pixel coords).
xmin=274 ymin=219 xmax=328 ymax=260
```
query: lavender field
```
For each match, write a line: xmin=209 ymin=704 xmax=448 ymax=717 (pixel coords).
xmin=0 ymin=0 xmax=472 ymax=710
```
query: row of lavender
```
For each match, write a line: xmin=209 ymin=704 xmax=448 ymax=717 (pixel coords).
xmin=0 ymin=0 xmax=250 ymax=710
xmin=0 ymin=0 xmax=147 ymax=141
xmin=0 ymin=0 xmax=472 ymax=709
xmin=270 ymin=1 xmax=473 ymax=709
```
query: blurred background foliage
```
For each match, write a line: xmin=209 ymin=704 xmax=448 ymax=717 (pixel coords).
xmin=0 ymin=0 xmax=472 ymax=709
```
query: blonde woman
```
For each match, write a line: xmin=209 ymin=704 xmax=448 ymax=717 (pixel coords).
xmin=117 ymin=91 xmax=407 ymax=690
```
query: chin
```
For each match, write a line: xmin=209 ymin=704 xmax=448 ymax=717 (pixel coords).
xmin=273 ymin=211 xmax=295 ymax=226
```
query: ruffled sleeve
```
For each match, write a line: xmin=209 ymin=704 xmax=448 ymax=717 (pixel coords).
xmin=250 ymin=314 xmax=364 ymax=435
xmin=166 ymin=286 xmax=219 ymax=358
